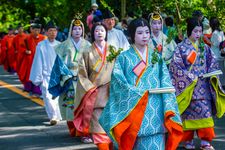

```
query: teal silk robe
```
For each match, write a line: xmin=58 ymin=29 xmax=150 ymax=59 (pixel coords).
xmin=99 ymin=46 xmax=182 ymax=150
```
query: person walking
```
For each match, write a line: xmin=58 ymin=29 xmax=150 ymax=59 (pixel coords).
xmin=20 ymin=18 xmax=45 ymax=95
xmin=149 ymin=12 xmax=177 ymax=66
xmin=74 ymin=22 xmax=115 ymax=149
xmin=210 ymin=17 xmax=225 ymax=89
xmin=30 ymin=21 xmax=62 ymax=125
xmin=169 ymin=17 xmax=225 ymax=150
xmin=48 ymin=17 xmax=91 ymax=139
xmin=99 ymin=18 xmax=182 ymax=150
xmin=102 ymin=8 xmax=130 ymax=51
xmin=12 ymin=24 xmax=28 ymax=83
xmin=1 ymin=26 xmax=16 ymax=73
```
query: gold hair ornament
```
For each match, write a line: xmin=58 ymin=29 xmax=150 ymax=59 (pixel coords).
xmin=151 ymin=13 xmax=161 ymax=21
xmin=73 ymin=13 xmax=83 ymax=26
xmin=74 ymin=20 xmax=81 ymax=26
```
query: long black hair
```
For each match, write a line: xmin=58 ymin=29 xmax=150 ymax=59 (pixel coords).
xmin=128 ymin=18 xmax=150 ymax=44
xmin=91 ymin=22 xmax=108 ymax=42
xmin=186 ymin=17 xmax=203 ymax=37
xmin=210 ymin=17 xmax=221 ymax=32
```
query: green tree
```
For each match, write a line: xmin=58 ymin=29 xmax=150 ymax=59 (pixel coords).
xmin=0 ymin=0 xmax=30 ymax=32
xmin=33 ymin=0 xmax=91 ymax=29
xmin=1 ymin=0 xmax=224 ymax=33
xmin=164 ymin=0 xmax=225 ymax=32
xmin=0 ymin=0 xmax=91 ymax=32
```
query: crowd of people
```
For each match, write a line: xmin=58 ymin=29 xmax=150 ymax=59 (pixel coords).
xmin=0 ymin=3 xmax=225 ymax=150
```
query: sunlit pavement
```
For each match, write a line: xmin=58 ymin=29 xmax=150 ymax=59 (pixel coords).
xmin=0 ymin=66 xmax=225 ymax=150
xmin=0 ymin=66 xmax=97 ymax=150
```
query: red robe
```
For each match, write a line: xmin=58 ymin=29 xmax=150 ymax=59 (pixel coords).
xmin=19 ymin=34 xmax=45 ymax=84
xmin=0 ymin=34 xmax=15 ymax=71
xmin=12 ymin=33 xmax=28 ymax=81
xmin=0 ymin=39 xmax=3 ymax=65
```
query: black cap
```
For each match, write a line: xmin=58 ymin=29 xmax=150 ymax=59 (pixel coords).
xmin=45 ymin=20 xmax=57 ymax=30
xmin=192 ymin=10 xmax=203 ymax=17
xmin=102 ymin=8 xmax=115 ymax=19
xmin=93 ymin=15 xmax=103 ymax=23
xmin=8 ymin=25 xmax=13 ymax=31
xmin=30 ymin=18 xmax=42 ymax=29
xmin=17 ymin=23 xmax=23 ymax=29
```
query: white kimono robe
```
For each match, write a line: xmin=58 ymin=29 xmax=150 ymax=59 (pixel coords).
xmin=30 ymin=39 xmax=62 ymax=121
xmin=107 ymin=28 xmax=130 ymax=51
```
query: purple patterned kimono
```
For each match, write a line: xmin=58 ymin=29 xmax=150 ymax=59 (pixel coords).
xmin=169 ymin=38 xmax=225 ymax=130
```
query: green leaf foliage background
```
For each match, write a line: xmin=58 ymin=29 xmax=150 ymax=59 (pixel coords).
xmin=0 ymin=0 xmax=224 ymax=33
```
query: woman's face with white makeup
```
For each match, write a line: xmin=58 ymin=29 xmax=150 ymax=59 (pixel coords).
xmin=94 ymin=25 xmax=106 ymax=42
xmin=151 ymin=20 xmax=162 ymax=34
xmin=134 ymin=26 xmax=150 ymax=46
xmin=72 ymin=26 xmax=82 ymax=38
xmin=190 ymin=26 xmax=202 ymax=42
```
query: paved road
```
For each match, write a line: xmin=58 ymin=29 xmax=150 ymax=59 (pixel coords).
xmin=0 ymin=66 xmax=97 ymax=150
xmin=0 ymin=66 xmax=225 ymax=150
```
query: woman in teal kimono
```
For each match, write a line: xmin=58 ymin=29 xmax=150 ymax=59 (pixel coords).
xmin=169 ymin=17 xmax=225 ymax=150
xmin=99 ymin=18 xmax=183 ymax=150
xmin=48 ymin=18 xmax=91 ymax=141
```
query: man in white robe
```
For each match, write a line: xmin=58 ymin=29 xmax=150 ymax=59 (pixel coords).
xmin=103 ymin=9 xmax=130 ymax=51
xmin=30 ymin=21 xmax=62 ymax=125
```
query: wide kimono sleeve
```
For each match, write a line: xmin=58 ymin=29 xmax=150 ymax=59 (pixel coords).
xmin=160 ymin=59 xmax=183 ymax=150
xmin=74 ymin=51 xmax=97 ymax=111
xmin=99 ymin=54 xmax=149 ymax=149
xmin=29 ymin=43 xmax=44 ymax=86
xmin=169 ymin=45 xmax=198 ymax=114
xmin=205 ymin=46 xmax=225 ymax=118
xmin=77 ymin=52 xmax=95 ymax=92
xmin=48 ymin=55 xmax=73 ymax=97
xmin=73 ymin=52 xmax=98 ymax=135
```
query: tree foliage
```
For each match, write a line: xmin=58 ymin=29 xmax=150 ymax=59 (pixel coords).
xmin=146 ymin=0 xmax=223 ymax=32
xmin=0 ymin=0 xmax=91 ymax=32
xmin=33 ymin=0 xmax=91 ymax=29
xmin=0 ymin=0 xmax=30 ymax=32
xmin=0 ymin=0 xmax=224 ymax=33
